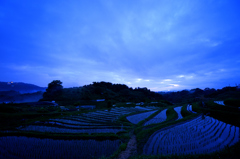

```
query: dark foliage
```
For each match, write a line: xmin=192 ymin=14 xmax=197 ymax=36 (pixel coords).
xmin=224 ymin=98 xmax=240 ymax=107
xmin=161 ymin=86 xmax=240 ymax=104
xmin=42 ymin=81 xmax=163 ymax=105
xmin=42 ymin=80 xmax=63 ymax=101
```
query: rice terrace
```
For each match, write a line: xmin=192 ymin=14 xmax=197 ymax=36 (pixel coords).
xmin=0 ymin=81 xmax=240 ymax=159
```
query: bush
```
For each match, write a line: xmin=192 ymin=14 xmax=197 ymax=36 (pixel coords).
xmin=192 ymin=103 xmax=202 ymax=113
xmin=119 ymin=143 xmax=127 ymax=151
xmin=73 ymin=102 xmax=81 ymax=106
xmin=224 ymin=98 xmax=240 ymax=107
xmin=166 ymin=107 xmax=178 ymax=121
xmin=37 ymin=107 xmax=49 ymax=113
xmin=181 ymin=104 xmax=192 ymax=117
xmin=0 ymin=104 xmax=17 ymax=113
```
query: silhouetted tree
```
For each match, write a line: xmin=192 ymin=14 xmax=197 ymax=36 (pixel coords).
xmin=42 ymin=80 xmax=63 ymax=101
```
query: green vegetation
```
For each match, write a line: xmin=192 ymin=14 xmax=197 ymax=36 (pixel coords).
xmin=1 ymin=80 xmax=240 ymax=158
xmin=133 ymin=106 xmax=198 ymax=155
xmin=166 ymin=107 xmax=178 ymax=121
xmin=192 ymin=102 xmax=202 ymax=113
xmin=194 ymin=101 xmax=240 ymax=127
xmin=130 ymin=141 xmax=240 ymax=159
xmin=130 ymin=142 xmax=240 ymax=159
xmin=0 ymin=103 xmax=62 ymax=130
xmin=224 ymin=98 xmax=240 ymax=107
xmin=0 ymin=136 xmax=120 ymax=159
xmin=136 ymin=108 xmax=164 ymax=127
xmin=180 ymin=104 xmax=192 ymax=117
xmin=0 ymin=131 xmax=120 ymax=140
xmin=162 ymin=86 xmax=240 ymax=104
xmin=108 ymin=144 xmax=126 ymax=159
xmin=1 ymin=98 xmax=240 ymax=158
xmin=41 ymin=81 xmax=163 ymax=107
xmin=135 ymin=112 xmax=199 ymax=154
xmin=42 ymin=80 xmax=63 ymax=101
xmin=119 ymin=142 xmax=128 ymax=151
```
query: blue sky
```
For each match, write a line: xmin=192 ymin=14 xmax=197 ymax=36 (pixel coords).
xmin=1 ymin=0 xmax=240 ymax=91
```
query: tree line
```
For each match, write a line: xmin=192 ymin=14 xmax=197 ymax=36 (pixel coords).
xmin=162 ymin=86 xmax=240 ymax=104
xmin=41 ymin=80 xmax=163 ymax=104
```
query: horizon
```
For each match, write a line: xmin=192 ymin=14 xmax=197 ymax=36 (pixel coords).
xmin=1 ymin=0 xmax=240 ymax=91
xmin=1 ymin=80 xmax=239 ymax=93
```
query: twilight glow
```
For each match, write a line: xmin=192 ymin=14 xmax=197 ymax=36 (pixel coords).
xmin=1 ymin=0 xmax=240 ymax=91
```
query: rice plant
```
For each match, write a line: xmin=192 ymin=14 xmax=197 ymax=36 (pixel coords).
xmin=19 ymin=125 xmax=123 ymax=134
xmin=18 ymin=107 xmax=147 ymax=134
xmin=144 ymin=109 xmax=167 ymax=126
xmin=0 ymin=136 xmax=120 ymax=159
xmin=143 ymin=115 xmax=240 ymax=155
xmin=126 ymin=110 xmax=158 ymax=124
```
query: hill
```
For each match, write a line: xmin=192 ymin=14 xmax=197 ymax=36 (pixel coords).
xmin=0 ymin=82 xmax=46 ymax=93
xmin=0 ymin=82 xmax=46 ymax=103
xmin=161 ymin=86 xmax=240 ymax=104
xmin=40 ymin=81 xmax=165 ymax=106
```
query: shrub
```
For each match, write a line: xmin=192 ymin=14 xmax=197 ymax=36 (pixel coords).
xmin=166 ymin=107 xmax=178 ymax=121
xmin=119 ymin=143 xmax=127 ymax=151
xmin=224 ymin=98 xmax=240 ymax=107
xmin=181 ymin=104 xmax=192 ymax=117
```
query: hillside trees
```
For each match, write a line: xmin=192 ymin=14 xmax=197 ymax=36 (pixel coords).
xmin=40 ymin=81 xmax=164 ymax=104
xmin=224 ymin=98 xmax=240 ymax=107
xmin=42 ymin=80 xmax=63 ymax=101
xmin=161 ymin=86 xmax=240 ymax=104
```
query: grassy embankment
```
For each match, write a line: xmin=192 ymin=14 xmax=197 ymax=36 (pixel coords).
xmin=181 ymin=104 xmax=193 ymax=117
xmin=192 ymin=101 xmax=240 ymax=127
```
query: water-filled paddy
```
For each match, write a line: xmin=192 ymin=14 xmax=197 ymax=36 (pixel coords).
xmin=0 ymin=136 xmax=120 ymax=159
xmin=143 ymin=115 xmax=240 ymax=155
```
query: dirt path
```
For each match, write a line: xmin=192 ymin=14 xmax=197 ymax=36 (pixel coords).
xmin=117 ymin=135 xmax=137 ymax=159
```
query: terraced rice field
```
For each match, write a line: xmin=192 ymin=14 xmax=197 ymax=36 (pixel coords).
xmin=20 ymin=125 xmax=123 ymax=134
xmin=143 ymin=115 xmax=240 ymax=155
xmin=143 ymin=109 xmax=167 ymax=126
xmin=18 ymin=107 xmax=157 ymax=134
xmin=0 ymin=136 xmax=120 ymax=159
xmin=174 ymin=106 xmax=183 ymax=120
xmin=187 ymin=104 xmax=196 ymax=113
xmin=135 ymin=106 xmax=153 ymax=111
xmin=126 ymin=110 xmax=158 ymax=124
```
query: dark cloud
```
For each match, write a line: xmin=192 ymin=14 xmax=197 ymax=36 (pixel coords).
xmin=1 ymin=0 xmax=240 ymax=91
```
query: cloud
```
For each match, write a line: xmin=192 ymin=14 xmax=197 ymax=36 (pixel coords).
xmin=1 ymin=0 xmax=240 ymax=90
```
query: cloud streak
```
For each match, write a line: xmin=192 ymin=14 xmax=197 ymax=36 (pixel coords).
xmin=1 ymin=0 xmax=240 ymax=91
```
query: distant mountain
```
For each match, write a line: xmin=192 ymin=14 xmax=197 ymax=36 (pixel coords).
xmin=0 ymin=90 xmax=44 ymax=103
xmin=161 ymin=86 xmax=240 ymax=104
xmin=0 ymin=82 xmax=46 ymax=94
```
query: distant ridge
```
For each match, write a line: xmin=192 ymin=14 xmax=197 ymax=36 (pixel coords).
xmin=0 ymin=82 xmax=46 ymax=94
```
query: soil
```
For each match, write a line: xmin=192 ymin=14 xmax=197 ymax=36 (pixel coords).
xmin=117 ymin=135 xmax=137 ymax=159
